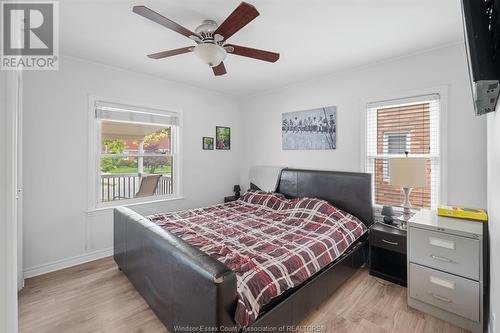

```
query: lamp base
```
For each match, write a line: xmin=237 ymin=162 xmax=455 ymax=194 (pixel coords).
xmin=385 ymin=216 xmax=408 ymax=230
xmin=398 ymin=187 xmax=413 ymax=229
xmin=391 ymin=215 xmax=408 ymax=230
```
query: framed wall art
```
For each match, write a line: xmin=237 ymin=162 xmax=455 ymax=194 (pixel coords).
xmin=216 ymin=126 xmax=230 ymax=150
xmin=202 ymin=137 xmax=214 ymax=150
xmin=282 ymin=106 xmax=337 ymax=150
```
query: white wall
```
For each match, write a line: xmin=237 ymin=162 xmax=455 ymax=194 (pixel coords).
xmin=22 ymin=44 xmax=489 ymax=278
xmin=487 ymin=102 xmax=500 ymax=333
xmin=240 ymin=44 xmax=487 ymax=208
xmin=22 ymin=56 xmax=242 ymax=276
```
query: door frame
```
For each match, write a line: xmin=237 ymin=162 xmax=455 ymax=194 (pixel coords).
xmin=1 ymin=70 xmax=22 ymax=333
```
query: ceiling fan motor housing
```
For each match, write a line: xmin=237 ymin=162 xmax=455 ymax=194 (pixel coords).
xmin=195 ymin=20 xmax=220 ymax=41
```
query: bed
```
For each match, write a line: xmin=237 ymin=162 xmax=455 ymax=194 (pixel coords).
xmin=113 ymin=168 xmax=374 ymax=332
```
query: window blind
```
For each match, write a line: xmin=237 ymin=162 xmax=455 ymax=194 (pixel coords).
xmin=366 ymin=94 xmax=440 ymax=209
xmin=95 ymin=101 xmax=179 ymax=126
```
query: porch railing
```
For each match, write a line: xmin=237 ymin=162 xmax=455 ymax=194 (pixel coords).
xmin=100 ymin=173 xmax=173 ymax=202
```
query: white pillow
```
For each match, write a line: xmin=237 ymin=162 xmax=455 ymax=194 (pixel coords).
xmin=249 ymin=166 xmax=283 ymax=192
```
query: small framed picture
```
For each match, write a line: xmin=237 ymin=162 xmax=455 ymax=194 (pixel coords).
xmin=202 ymin=137 xmax=214 ymax=150
xmin=216 ymin=126 xmax=231 ymax=150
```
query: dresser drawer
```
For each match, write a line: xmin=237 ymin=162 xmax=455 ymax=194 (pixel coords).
xmin=409 ymin=263 xmax=480 ymax=322
xmin=409 ymin=227 xmax=480 ymax=280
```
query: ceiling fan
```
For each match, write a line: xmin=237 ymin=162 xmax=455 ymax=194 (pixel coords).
xmin=133 ymin=2 xmax=280 ymax=76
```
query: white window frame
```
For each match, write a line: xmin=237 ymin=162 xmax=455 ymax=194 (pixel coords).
xmin=87 ymin=96 xmax=183 ymax=210
xmin=360 ymin=86 xmax=448 ymax=209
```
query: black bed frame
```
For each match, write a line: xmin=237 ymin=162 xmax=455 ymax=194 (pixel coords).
xmin=113 ymin=169 xmax=374 ymax=332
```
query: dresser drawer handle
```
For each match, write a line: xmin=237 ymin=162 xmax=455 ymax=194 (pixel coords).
xmin=382 ymin=239 xmax=399 ymax=246
xmin=430 ymin=254 xmax=454 ymax=263
xmin=429 ymin=293 xmax=452 ymax=303
xmin=429 ymin=237 xmax=455 ymax=250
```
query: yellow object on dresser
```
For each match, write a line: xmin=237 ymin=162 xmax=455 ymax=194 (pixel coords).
xmin=437 ymin=205 xmax=488 ymax=221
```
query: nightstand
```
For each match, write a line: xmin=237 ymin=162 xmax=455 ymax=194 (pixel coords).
xmin=407 ymin=210 xmax=486 ymax=333
xmin=224 ymin=196 xmax=238 ymax=203
xmin=369 ymin=222 xmax=407 ymax=287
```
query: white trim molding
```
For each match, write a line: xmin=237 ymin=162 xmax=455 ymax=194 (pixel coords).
xmin=86 ymin=195 xmax=185 ymax=217
xmin=23 ymin=247 xmax=113 ymax=279
xmin=1 ymin=71 xmax=22 ymax=333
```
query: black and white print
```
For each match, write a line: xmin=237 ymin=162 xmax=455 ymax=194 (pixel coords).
xmin=282 ymin=106 xmax=337 ymax=150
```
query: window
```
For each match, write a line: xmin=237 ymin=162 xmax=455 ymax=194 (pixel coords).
xmin=365 ymin=94 xmax=440 ymax=209
xmin=382 ymin=132 xmax=410 ymax=180
xmin=92 ymin=101 xmax=181 ymax=206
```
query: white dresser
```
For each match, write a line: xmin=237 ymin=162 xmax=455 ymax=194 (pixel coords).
xmin=407 ymin=210 xmax=486 ymax=333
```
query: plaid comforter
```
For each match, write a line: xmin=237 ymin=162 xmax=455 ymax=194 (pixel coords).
xmin=148 ymin=191 xmax=367 ymax=327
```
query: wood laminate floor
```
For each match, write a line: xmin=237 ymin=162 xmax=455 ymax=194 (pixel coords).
xmin=18 ymin=257 xmax=468 ymax=333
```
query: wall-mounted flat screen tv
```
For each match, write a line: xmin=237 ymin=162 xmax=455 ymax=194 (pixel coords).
xmin=462 ymin=0 xmax=500 ymax=115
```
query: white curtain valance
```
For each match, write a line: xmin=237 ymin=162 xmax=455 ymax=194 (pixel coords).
xmin=95 ymin=101 xmax=179 ymax=126
xmin=366 ymin=93 xmax=440 ymax=110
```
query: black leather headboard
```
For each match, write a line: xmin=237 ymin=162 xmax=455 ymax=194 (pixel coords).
xmin=276 ymin=168 xmax=374 ymax=227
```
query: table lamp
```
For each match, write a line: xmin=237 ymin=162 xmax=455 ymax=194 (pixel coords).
xmin=233 ymin=185 xmax=241 ymax=198
xmin=389 ymin=157 xmax=426 ymax=228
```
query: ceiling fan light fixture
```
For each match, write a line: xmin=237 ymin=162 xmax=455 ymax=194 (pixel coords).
xmin=134 ymin=3 xmax=279 ymax=76
xmin=193 ymin=43 xmax=227 ymax=67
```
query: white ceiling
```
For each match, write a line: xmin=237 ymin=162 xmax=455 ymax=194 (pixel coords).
xmin=60 ymin=0 xmax=464 ymax=96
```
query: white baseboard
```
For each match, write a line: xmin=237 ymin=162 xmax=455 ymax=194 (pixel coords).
xmin=23 ymin=247 xmax=113 ymax=279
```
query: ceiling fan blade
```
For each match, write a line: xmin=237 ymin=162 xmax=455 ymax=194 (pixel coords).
xmin=212 ymin=62 xmax=227 ymax=76
xmin=147 ymin=47 xmax=193 ymax=59
xmin=213 ymin=2 xmax=259 ymax=41
xmin=224 ymin=44 xmax=279 ymax=62
xmin=133 ymin=6 xmax=198 ymax=39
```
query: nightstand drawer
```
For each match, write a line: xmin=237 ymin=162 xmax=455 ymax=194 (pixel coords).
xmin=409 ymin=227 xmax=480 ymax=280
xmin=409 ymin=263 xmax=479 ymax=322
xmin=370 ymin=228 xmax=406 ymax=254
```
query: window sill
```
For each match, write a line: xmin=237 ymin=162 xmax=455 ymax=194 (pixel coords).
xmin=86 ymin=196 xmax=184 ymax=217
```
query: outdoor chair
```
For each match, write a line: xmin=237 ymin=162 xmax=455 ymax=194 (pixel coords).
xmin=113 ymin=174 xmax=162 ymax=200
